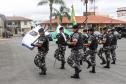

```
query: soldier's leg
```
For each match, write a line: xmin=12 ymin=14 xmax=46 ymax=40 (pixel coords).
xmin=111 ymin=46 xmax=116 ymax=64
xmin=54 ymin=48 xmax=60 ymax=61
xmin=84 ymin=50 xmax=92 ymax=69
xmin=98 ymin=48 xmax=106 ymax=65
xmin=104 ymin=50 xmax=111 ymax=68
xmin=70 ymin=51 xmax=81 ymax=79
xmin=60 ymin=50 xmax=66 ymax=69
xmin=89 ymin=51 xmax=96 ymax=73
xmin=39 ymin=52 xmax=47 ymax=75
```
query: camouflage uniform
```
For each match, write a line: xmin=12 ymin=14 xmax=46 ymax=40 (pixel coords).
xmin=54 ymin=32 xmax=68 ymax=69
xmin=84 ymin=33 xmax=98 ymax=73
xmin=82 ymin=34 xmax=89 ymax=53
xmin=54 ymin=45 xmax=66 ymax=62
xmin=67 ymin=32 xmax=84 ymax=78
xmin=110 ymin=32 xmax=118 ymax=64
xmin=98 ymin=33 xmax=111 ymax=68
xmin=34 ymin=35 xmax=49 ymax=74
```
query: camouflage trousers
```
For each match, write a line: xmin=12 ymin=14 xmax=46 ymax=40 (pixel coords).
xmin=54 ymin=46 xmax=66 ymax=62
xmin=98 ymin=46 xmax=111 ymax=62
xmin=82 ymin=49 xmax=97 ymax=67
xmin=67 ymin=49 xmax=84 ymax=69
xmin=110 ymin=45 xmax=117 ymax=61
xmin=34 ymin=51 xmax=47 ymax=71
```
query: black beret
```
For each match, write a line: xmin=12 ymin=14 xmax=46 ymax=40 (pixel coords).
xmin=59 ymin=27 xmax=64 ymax=30
xmin=103 ymin=27 xmax=108 ymax=30
xmin=88 ymin=28 xmax=94 ymax=32
xmin=38 ymin=28 xmax=44 ymax=33
xmin=72 ymin=24 xmax=79 ymax=29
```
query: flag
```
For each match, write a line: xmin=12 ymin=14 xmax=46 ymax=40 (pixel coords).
xmin=22 ymin=25 xmax=50 ymax=50
xmin=71 ymin=5 xmax=77 ymax=25
xmin=51 ymin=24 xmax=73 ymax=41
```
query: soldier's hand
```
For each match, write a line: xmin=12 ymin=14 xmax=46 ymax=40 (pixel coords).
xmin=67 ymin=41 xmax=71 ymax=45
xmin=31 ymin=43 xmax=35 ymax=46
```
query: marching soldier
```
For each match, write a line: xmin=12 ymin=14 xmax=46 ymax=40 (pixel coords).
xmin=67 ymin=24 xmax=84 ymax=79
xmin=31 ymin=28 xmax=49 ymax=75
xmin=80 ymin=29 xmax=89 ymax=65
xmin=82 ymin=29 xmax=89 ymax=53
xmin=54 ymin=27 xmax=68 ymax=69
xmin=109 ymin=28 xmax=118 ymax=64
xmin=84 ymin=28 xmax=98 ymax=73
xmin=98 ymin=27 xmax=112 ymax=68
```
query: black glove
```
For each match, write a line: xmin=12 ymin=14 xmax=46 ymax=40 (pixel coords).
xmin=31 ymin=43 xmax=35 ymax=46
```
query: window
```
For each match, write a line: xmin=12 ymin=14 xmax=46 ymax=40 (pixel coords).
xmin=24 ymin=21 xmax=27 ymax=25
xmin=8 ymin=22 xmax=12 ymax=25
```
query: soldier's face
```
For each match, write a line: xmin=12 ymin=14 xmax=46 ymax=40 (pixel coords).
xmin=103 ymin=29 xmax=108 ymax=33
xmin=89 ymin=31 xmax=93 ymax=34
xmin=39 ymin=32 xmax=44 ymax=35
xmin=72 ymin=28 xmax=77 ymax=32
xmin=60 ymin=29 xmax=64 ymax=32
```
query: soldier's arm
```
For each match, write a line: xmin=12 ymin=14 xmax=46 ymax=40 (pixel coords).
xmin=67 ymin=39 xmax=77 ymax=46
xmin=35 ymin=38 xmax=46 ymax=47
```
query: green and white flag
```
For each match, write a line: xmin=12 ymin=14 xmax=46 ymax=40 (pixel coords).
xmin=51 ymin=24 xmax=73 ymax=41
xmin=71 ymin=4 xmax=77 ymax=25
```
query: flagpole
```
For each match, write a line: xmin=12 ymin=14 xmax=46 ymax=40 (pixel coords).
xmin=85 ymin=0 xmax=88 ymax=29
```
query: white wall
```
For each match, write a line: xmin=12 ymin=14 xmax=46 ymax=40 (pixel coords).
xmin=0 ymin=18 xmax=4 ymax=28
xmin=21 ymin=21 xmax=31 ymax=29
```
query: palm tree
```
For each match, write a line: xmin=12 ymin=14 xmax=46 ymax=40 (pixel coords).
xmin=52 ymin=5 xmax=70 ymax=24
xmin=81 ymin=0 xmax=94 ymax=29
xmin=38 ymin=0 xmax=65 ymax=30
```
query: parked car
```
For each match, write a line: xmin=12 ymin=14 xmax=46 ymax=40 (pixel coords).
xmin=2 ymin=31 xmax=13 ymax=38
xmin=115 ymin=27 xmax=126 ymax=38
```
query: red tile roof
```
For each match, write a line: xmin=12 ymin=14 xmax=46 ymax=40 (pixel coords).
xmin=42 ymin=15 xmax=126 ymax=24
xmin=6 ymin=16 xmax=32 ymax=21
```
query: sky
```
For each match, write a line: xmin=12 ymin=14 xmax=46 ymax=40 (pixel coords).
xmin=0 ymin=0 xmax=126 ymax=21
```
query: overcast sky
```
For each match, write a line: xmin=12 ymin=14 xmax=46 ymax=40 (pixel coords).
xmin=0 ymin=0 xmax=126 ymax=21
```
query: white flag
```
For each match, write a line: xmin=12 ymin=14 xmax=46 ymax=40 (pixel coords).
xmin=22 ymin=25 xmax=41 ymax=50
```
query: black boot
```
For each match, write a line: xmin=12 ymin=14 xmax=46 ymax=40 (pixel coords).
xmin=80 ymin=60 xmax=83 ymax=65
xmin=60 ymin=61 xmax=65 ymax=69
xmin=111 ymin=60 xmax=115 ymax=64
xmin=86 ymin=60 xmax=92 ymax=69
xmin=104 ymin=61 xmax=110 ymax=68
xmin=39 ymin=68 xmax=47 ymax=75
xmin=71 ymin=68 xmax=80 ymax=79
xmin=71 ymin=74 xmax=80 ymax=79
xmin=89 ymin=66 xmax=96 ymax=73
xmin=100 ymin=58 xmax=106 ymax=65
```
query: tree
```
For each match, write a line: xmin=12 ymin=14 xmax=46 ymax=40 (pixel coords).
xmin=38 ymin=0 xmax=64 ymax=30
xmin=81 ymin=0 xmax=94 ymax=29
xmin=52 ymin=5 xmax=70 ymax=24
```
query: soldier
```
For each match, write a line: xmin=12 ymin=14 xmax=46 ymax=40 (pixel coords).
xmin=82 ymin=29 xmax=89 ymax=53
xmin=31 ymin=28 xmax=49 ymax=75
xmin=79 ymin=29 xmax=89 ymax=65
xmin=109 ymin=28 xmax=118 ymax=64
xmin=84 ymin=28 xmax=98 ymax=73
xmin=67 ymin=24 xmax=83 ymax=79
xmin=54 ymin=27 xmax=68 ymax=69
xmin=98 ymin=27 xmax=112 ymax=68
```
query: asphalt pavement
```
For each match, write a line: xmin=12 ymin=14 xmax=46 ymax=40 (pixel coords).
xmin=0 ymin=37 xmax=126 ymax=84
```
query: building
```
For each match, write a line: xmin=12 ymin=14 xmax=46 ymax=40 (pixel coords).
xmin=0 ymin=14 xmax=6 ymax=37
xmin=117 ymin=7 xmax=126 ymax=21
xmin=41 ymin=15 xmax=126 ymax=31
xmin=6 ymin=16 xmax=32 ymax=35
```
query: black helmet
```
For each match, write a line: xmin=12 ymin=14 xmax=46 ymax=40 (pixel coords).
xmin=88 ymin=28 xmax=94 ymax=32
xmin=38 ymin=28 xmax=44 ymax=33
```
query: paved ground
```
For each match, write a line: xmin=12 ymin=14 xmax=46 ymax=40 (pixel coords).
xmin=0 ymin=37 xmax=126 ymax=84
